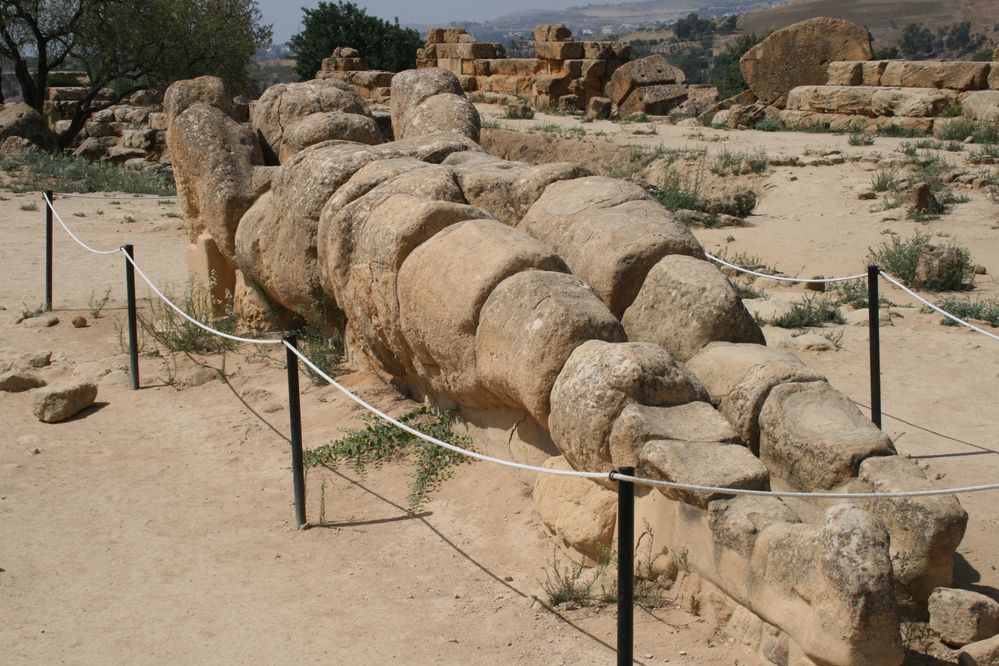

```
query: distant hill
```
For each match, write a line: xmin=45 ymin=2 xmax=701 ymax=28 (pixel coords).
xmin=738 ymin=0 xmax=999 ymax=47
xmin=447 ymin=0 xmax=782 ymax=39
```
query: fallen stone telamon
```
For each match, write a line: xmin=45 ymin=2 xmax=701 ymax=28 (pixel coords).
xmin=165 ymin=68 xmax=981 ymax=666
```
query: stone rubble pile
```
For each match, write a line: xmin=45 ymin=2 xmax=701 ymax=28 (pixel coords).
xmin=162 ymin=66 xmax=992 ymax=666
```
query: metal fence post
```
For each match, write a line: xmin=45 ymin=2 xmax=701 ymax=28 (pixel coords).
xmin=44 ymin=190 xmax=53 ymax=311
xmin=123 ymin=244 xmax=139 ymax=390
xmin=616 ymin=466 xmax=635 ymax=666
xmin=284 ymin=333 xmax=307 ymax=528
xmin=867 ymin=265 xmax=882 ymax=429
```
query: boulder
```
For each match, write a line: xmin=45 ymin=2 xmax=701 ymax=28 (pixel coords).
xmin=32 ymin=382 xmax=98 ymax=423
xmin=398 ymin=219 xmax=568 ymax=406
xmin=961 ymin=91 xmax=999 ymax=123
xmin=686 ymin=343 xmax=826 ymax=452
xmin=443 ymin=151 xmax=591 ymax=225
xmin=169 ymin=103 xmax=264 ymax=262
xmin=548 ymin=340 xmax=708 ymax=472
xmin=639 ymin=439 xmax=769 ymax=509
xmin=521 ymin=178 xmax=704 ymax=316
xmin=740 ymin=18 xmax=873 ymax=106
xmin=400 ymin=92 xmax=480 ymax=143
xmin=929 ymin=588 xmax=999 ymax=647
xmin=389 ymin=68 xmax=464 ymax=139
xmin=0 ymin=371 xmax=47 ymax=392
xmin=622 ymin=255 xmax=764 ymax=363
xmin=881 ymin=61 xmax=989 ymax=91
xmin=754 ymin=505 xmax=904 ymax=666
xmin=534 ymin=24 xmax=572 ymax=43
xmin=617 ymin=83 xmax=688 ymax=116
xmin=163 ymin=76 xmax=232 ymax=127
xmin=587 ymin=96 xmax=612 ymax=120
xmin=278 ymin=111 xmax=382 ymax=161
xmin=605 ymin=55 xmax=685 ymax=107
xmin=0 ymin=102 xmax=57 ymax=152
xmin=959 ymin=634 xmax=999 ymax=665
xmin=252 ymin=79 xmax=370 ymax=163
xmin=0 ymin=350 xmax=51 ymax=373
xmin=609 ymin=402 xmax=741 ymax=461
xmin=859 ymin=456 xmax=968 ymax=612
xmin=331 ymin=192 xmax=489 ymax=379
xmin=477 ymin=270 xmax=625 ymax=427
xmin=533 ymin=455 xmax=617 ymax=563
xmin=758 ymin=381 xmax=895 ymax=489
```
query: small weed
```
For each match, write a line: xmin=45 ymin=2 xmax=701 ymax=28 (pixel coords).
xmin=529 ymin=123 xmax=586 ymax=140
xmin=971 ymin=143 xmax=999 ymax=163
xmin=771 ymin=295 xmax=845 ymax=328
xmin=822 ymin=328 xmax=845 ymax=349
xmin=626 ymin=112 xmax=651 ymax=123
xmin=929 ymin=296 xmax=999 ymax=327
xmin=542 ymin=548 xmax=600 ymax=606
xmin=729 ymin=277 xmax=764 ymax=300
xmin=19 ymin=202 xmax=38 ymax=212
xmin=877 ymin=125 xmax=925 ymax=138
xmin=652 ymin=167 xmax=704 ymax=212
xmin=20 ymin=303 xmax=44 ymax=319
xmin=88 ymin=286 xmax=112 ymax=318
xmin=710 ymin=148 xmax=768 ymax=176
xmin=304 ymin=406 xmax=473 ymax=512
xmin=481 ymin=119 xmax=502 ymax=130
xmin=137 ymin=277 xmax=237 ymax=353
xmin=900 ymin=622 xmax=932 ymax=650
xmin=871 ymin=168 xmax=902 ymax=192
xmin=752 ymin=117 xmax=781 ymax=132
xmin=297 ymin=320 xmax=345 ymax=385
xmin=944 ymin=141 xmax=964 ymax=152
xmin=897 ymin=142 xmax=918 ymax=158
xmin=848 ymin=132 xmax=875 ymax=146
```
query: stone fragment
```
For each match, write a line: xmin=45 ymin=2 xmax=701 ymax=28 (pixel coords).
xmin=21 ymin=314 xmax=59 ymax=328
xmin=399 ymin=219 xmax=568 ymax=406
xmin=164 ymin=76 xmax=232 ymax=126
xmin=609 ymin=402 xmax=741 ymax=459
xmin=0 ymin=371 xmax=47 ymax=392
xmin=0 ymin=102 xmax=57 ymax=151
xmin=548 ymin=340 xmax=707 ymax=472
xmin=639 ymin=439 xmax=769 ymax=508
xmin=32 ymin=382 xmax=98 ymax=423
xmin=759 ymin=381 xmax=895 ymax=489
xmin=622 ymin=255 xmax=764 ymax=362
xmin=252 ymin=78 xmax=369 ymax=163
xmin=959 ymin=634 xmax=999 ymax=665
xmin=708 ymin=495 xmax=799 ymax=557
xmin=860 ymin=456 xmax=968 ymax=612
xmin=71 ymin=316 xmax=87 ymax=328
xmin=740 ymin=18 xmax=873 ymax=105
xmin=476 ymin=270 xmax=625 ymax=427
xmin=278 ymin=111 xmax=382 ymax=161
xmin=587 ymin=96 xmax=612 ymax=120
xmin=686 ymin=342 xmax=826 ymax=449
xmin=929 ymin=588 xmax=999 ymax=647
xmin=534 ymin=24 xmax=572 ymax=43
xmin=533 ymin=455 xmax=617 ymax=562
xmin=617 ymin=83 xmax=688 ymax=115
xmin=826 ymin=61 xmax=863 ymax=86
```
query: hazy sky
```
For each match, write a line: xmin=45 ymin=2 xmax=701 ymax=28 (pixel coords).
xmin=259 ymin=1 xmax=587 ymax=42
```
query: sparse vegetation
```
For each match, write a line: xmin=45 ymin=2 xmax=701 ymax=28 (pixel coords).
xmin=848 ymin=132 xmax=875 ymax=146
xmin=304 ymin=406 xmax=473 ymax=512
xmin=19 ymin=202 xmax=38 ymax=212
xmin=296 ymin=319 xmax=346 ymax=385
xmin=867 ymin=232 xmax=974 ymax=292
xmin=710 ymin=148 xmax=768 ymax=176
xmin=137 ymin=277 xmax=237 ymax=353
xmin=871 ymin=168 xmax=902 ymax=193
xmin=0 ymin=153 xmax=175 ymax=195
xmin=20 ymin=303 xmax=44 ymax=320
xmin=529 ymin=123 xmax=586 ymax=140
xmin=877 ymin=125 xmax=925 ymax=139
xmin=652 ymin=167 xmax=703 ymax=212
xmin=928 ymin=297 xmax=999 ymax=328
xmin=88 ymin=287 xmax=112 ymax=319
xmin=770 ymin=295 xmax=845 ymax=328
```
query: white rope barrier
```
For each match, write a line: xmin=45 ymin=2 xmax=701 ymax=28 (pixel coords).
xmin=705 ymin=252 xmax=867 ymax=284
xmin=119 ymin=249 xmax=284 ymax=346
xmin=43 ymin=192 xmax=122 ymax=255
xmin=43 ymin=193 xmax=999 ymax=499
xmin=879 ymin=271 xmax=999 ymax=343
xmin=55 ymin=192 xmax=177 ymax=200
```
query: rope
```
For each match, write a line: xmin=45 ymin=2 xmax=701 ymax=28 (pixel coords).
xmin=879 ymin=272 xmax=999 ymax=343
xmin=43 ymin=192 xmax=122 ymax=255
xmin=55 ymin=192 xmax=178 ymax=200
xmin=705 ymin=252 xmax=866 ymax=284
xmin=44 ymin=194 xmax=999 ymax=499
xmin=120 ymin=249 xmax=283 ymax=346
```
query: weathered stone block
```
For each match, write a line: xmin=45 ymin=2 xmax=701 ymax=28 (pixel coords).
xmin=881 ymin=60 xmax=990 ymax=90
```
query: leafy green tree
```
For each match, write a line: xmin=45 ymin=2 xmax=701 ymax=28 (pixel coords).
xmin=709 ymin=33 xmax=764 ymax=100
xmin=288 ymin=1 xmax=422 ymax=81
xmin=0 ymin=0 xmax=271 ymax=149
xmin=899 ymin=23 xmax=935 ymax=59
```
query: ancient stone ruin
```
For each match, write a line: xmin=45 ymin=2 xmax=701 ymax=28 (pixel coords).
xmin=163 ymin=61 xmax=980 ymax=665
xmin=715 ymin=16 xmax=999 ymax=134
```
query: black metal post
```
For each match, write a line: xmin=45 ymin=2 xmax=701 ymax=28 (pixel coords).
xmin=867 ymin=265 xmax=882 ymax=429
xmin=123 ymin=244 xmax=139 ymax=390
xmin=616 ymin=466 xmax=635 ymax=666
xmin=284 ymin=333 xmax=307 ymax=528
xmin=44 ymin=190 xmax=53 ymax=311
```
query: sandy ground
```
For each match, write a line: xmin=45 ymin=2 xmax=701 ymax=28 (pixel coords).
xmin=2 ymin=111 xmax=999 ymax=664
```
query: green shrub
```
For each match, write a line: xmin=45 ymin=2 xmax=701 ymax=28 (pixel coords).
xmin=866 ymin=232 xmax=973 ymax=291
xmin=771 ymin=295 xmax=845 ymax=328
xmin=0 ymin=152 xmax=175 ymax=195
xmin=871 ymin=168 xmax=902 ymax=192
xmin=935 ymin=118 xmax=975 ymax=141
xmin=753 ymin=117 xmax=781 ymax=132
xmin=929 ymin=296 xmax=999 ymax=327
xmin=652 ymin=167 xmax=703 ymax=212
xmin=710 ymin=148 xmax=768 ymax=176
xmin=877 ymin=125 xmax=925 ymax=138
xmin=296 ymin=320 xmax=345 ymax=385
xmin=304 ymin=406 xmax=472 ymax=512
xmin=848 ymin=132 xmax=875 ymax=146
xmin=137 ymin=278 xmax=237 ymax=353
